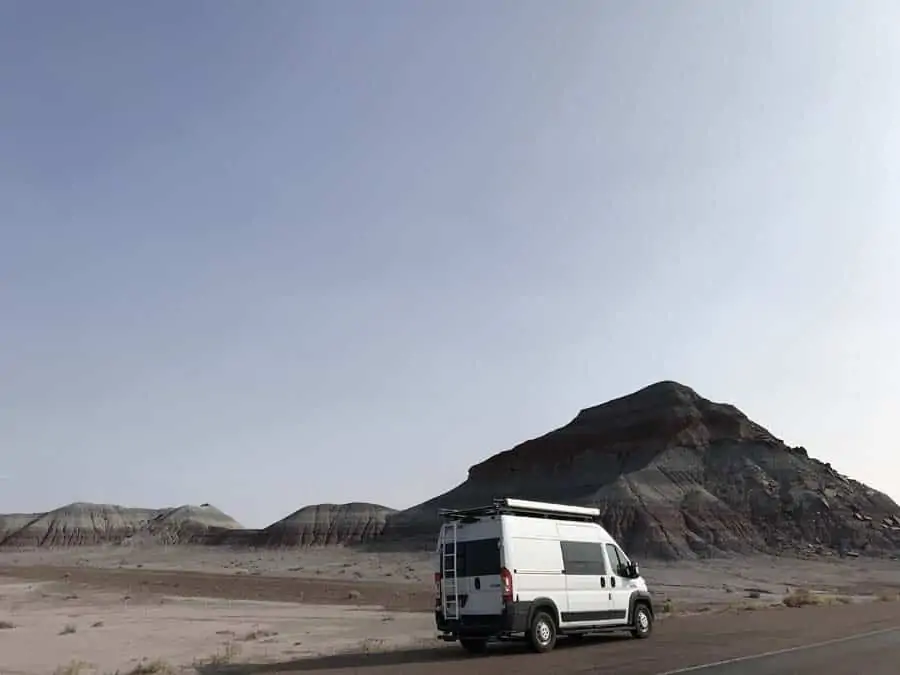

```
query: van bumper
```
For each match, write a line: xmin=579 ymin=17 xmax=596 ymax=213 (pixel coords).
xmin=435 ymin=601 xmax=530 ymax=638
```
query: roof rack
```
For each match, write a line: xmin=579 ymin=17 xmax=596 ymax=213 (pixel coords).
xmin=438 ymin=497 xmax=600 ymax=523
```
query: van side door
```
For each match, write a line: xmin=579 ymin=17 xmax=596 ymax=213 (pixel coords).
xmin=560 ymin=541 xmax=615 ymax=627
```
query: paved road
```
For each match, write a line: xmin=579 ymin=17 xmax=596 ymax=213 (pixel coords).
xmin=236 ymin=601 xmax=900 ymax=675
xmin=656 ymin=626 xmax=900 ymax=674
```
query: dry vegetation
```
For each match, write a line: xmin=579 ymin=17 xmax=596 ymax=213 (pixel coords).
xmin=52 ymin=658 xmax=181 ymax=675
xmin=782 ymin=588 xmax=819 ymax=607
xmin=52 ymin=660 xmax=92 ymax=675
xmin=240 ymin=628 xmax=278 ymax=641
xmin=197 ymin=641 xmax=242 ymax=668
xmin=781 ymin=588 xmax=863 ymax=608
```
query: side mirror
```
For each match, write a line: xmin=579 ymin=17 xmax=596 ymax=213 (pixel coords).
xmin=625 ymin=562 xmax=640 ymax=579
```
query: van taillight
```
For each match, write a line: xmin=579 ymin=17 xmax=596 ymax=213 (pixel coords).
xmin=434 ymin=572 xmax=442 ymax=596
xmin=500 ymin=567 xmax=513 ymax=602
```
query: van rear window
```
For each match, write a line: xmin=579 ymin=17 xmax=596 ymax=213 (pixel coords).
xmin=443 ymin=538 xmax=500 ymax=577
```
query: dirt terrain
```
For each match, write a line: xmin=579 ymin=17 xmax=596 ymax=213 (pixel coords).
xmin=1 ymin=547 xmax=899 ymax=674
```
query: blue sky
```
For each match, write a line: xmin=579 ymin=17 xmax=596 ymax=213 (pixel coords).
xmin=3 ymin=1 xmax=899 ymax=527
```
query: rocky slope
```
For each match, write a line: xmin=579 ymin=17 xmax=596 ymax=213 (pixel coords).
xmin=384 ymin=381 xmax=900 ymax=559
xmin=0 ymin=502 xmax=243 ymax=547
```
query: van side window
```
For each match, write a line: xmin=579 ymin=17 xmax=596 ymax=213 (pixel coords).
xmin=605 ymin=543 xmax=628 ymax=576
xmin=560 ymin=541 xmax=608 ymax=575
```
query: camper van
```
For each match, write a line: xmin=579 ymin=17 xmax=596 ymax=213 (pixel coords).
xmin=434 ymin=498 xmax=653 ymax=654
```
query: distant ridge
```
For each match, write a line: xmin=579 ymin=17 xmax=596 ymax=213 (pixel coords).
xmin=3 ymin=382 xmax=898 ymax=559
xmin=0 ymin=502 xmax=243 ymax=547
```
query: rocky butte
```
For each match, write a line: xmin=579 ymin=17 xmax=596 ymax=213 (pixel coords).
xmin=383 ymin=381 xmax=900 ymax=559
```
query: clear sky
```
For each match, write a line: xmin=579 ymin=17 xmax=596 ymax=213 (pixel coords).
xmin=3 ymin=1 xmax=899 ymax=528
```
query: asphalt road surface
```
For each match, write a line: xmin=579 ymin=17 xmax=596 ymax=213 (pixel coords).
xmin=251 ymin=600 xmax=900 ymax=675
xmin=656 ymin=627 xmax=900 ymax=674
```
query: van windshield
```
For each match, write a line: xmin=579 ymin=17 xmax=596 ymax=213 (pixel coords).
xmin=443 ymin=537 xmax=500 ymax=577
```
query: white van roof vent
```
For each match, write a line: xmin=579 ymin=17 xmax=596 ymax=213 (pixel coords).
xmin=439 ymin=497 xmax=600 ymax=523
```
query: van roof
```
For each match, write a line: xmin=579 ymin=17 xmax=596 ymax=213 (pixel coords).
xmin=439 ymin=498 xmax=600 ymax=524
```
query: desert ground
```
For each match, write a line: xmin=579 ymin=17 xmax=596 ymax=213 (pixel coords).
xmin=1 ymin=545 xmax=899 ymax=674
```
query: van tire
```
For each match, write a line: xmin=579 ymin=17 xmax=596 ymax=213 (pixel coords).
xmin=527 ymin=610 xmax=557 ymax=653
xmin=631 ymin=603 xmax=652 ymax=639
xmin=459 ymin=638 xmax=488 ymax=654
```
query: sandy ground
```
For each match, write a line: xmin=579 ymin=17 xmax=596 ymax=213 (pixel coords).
xmin=0 ymin=546 xmax=898 ymax=674
xmin=0 ymin=578 xmax=436 ymax=675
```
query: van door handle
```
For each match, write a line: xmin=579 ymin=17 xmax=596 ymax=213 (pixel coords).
xmin=600 ymin=577 xmax=606 ymax=588
xmin=611 ymin=577 xmax=616 ymax=588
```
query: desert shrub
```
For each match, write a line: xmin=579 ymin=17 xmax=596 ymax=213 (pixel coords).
xmin=783 ymin=588 xmax=819 ymax=608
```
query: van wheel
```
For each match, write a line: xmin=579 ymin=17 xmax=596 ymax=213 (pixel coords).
xmin=527 ymin=610 xmax=557 ymax=653
xmin=459 ymin=638 xmax=488 ymax=654
xmin=631 ymin=603 xmax=652 ymax=639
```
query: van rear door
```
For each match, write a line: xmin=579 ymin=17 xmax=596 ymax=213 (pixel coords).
xmin=443 ymin=535 xmax=504 ymax=616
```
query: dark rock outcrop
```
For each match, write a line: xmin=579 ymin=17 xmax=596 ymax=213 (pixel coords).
xmin=383 ymin=381 xmax=900 ymax=559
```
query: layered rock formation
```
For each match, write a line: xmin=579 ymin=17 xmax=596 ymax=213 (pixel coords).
xmin=255 ymin=502 xmax=395 ymax=546
xmin=0 ymin=502 xmax=243 ymax=547
xmin=0 ymin=513 xmax=37 ymax=543
xmin=384 ymin=381 xmax=900 ymax=559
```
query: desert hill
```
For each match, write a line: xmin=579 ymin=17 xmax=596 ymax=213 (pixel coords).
xmin=383 ymin=381 xmax=900 ymax=559
xmin=0 ymin=502 xmax=243 ymax=547
xmin=254 ymin=503 xmax=396 ymax=546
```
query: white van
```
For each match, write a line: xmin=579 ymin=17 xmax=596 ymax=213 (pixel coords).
xmin=433 ymin=498 xmax=653 ymax=654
